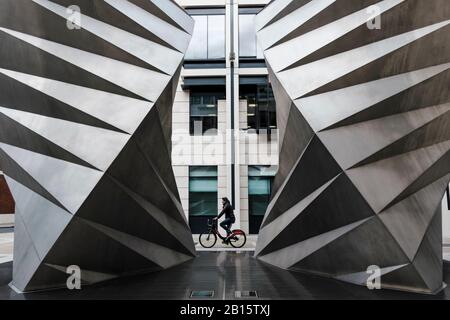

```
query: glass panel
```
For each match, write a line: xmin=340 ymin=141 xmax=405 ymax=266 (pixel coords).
xmin=189 ymin=166 xmax=218 ymax=217
xmin=239 ymin=14 xmax=257 ymax=58
xmin=190 ymin=178 xmax=218 ymax=192
xmin=208 ymin=15 xmax=225 ymax=59
xmin=189 ymin=192 xmax=217 ymax=216
xmin=190 ymin=117 xmax=218 ymax=135
xmin=248 ymin=165 xmax=277 ymax=177
xmin=190 ymin=95 xmax=218 ymax=117
xmin=268 ymin=86 xmax=277 ymax=129
xmin=190 ymin=91 xmax=224 ymax=135
xmin=240 ymin=78 xmax=277 ymax=131
xmin=256 ymin=39 xmax=264 ymax=59
xmin=186 ymin=16 xmax=207 ymax=60
xmin=249 ymin=177 xmax=270 ymax=195
xmin=190 ymin=166 xmax=218 ymax=177
xmin=248 ymin=166 xmax=274 ymax=216
xmin=191 ymin=106 xmax=218 ymax=117
xmin=249 ymin=194 xmax=270 ymax=216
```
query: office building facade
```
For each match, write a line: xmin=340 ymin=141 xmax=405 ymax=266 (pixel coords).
xmin=171 ymin=0 xmax=450 ymax=241
xmin=172 ymin=0 xmax=278 ymax=235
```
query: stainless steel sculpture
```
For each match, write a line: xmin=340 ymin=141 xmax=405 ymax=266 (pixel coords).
xmin=255 ymin=0 xmax=450 ymax=294
xmin=0 ymin=0 xmax=196 ymax=292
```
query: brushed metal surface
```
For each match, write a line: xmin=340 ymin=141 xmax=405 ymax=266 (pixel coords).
xmin=256 ymin=0 xmax=450 ymax=294
xmin=0 ymin=0 xmax=195 ymax=292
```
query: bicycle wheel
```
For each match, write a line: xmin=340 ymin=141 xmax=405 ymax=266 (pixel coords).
xmin=199 ymin=232 xmax=217 ymax=248
xmin=229 ymin=230 xmax=246 ymax=248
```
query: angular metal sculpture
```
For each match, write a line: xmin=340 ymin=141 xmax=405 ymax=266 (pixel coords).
xmin=255 ymin=0 xmax=450 ymax=294
xmin=0 ymin=0 xmax=196 ymax=292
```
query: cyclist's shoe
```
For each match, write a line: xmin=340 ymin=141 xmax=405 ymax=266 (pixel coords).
xmin=223 ymin=234 xmax=233 ymax=243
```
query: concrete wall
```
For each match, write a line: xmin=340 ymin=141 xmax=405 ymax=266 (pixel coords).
xmin=444 ymin=192 xmax=450 ymax=244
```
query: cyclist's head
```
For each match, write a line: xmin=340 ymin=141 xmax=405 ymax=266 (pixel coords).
xmin=222 ymin=197 xmax=230 ymax=205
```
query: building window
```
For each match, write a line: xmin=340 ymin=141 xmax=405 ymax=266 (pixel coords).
xmin=239 ymin=8 xmax=264 ymax=60
xmin=190 ymin=89 xmax=224 ymax=136
xmin=189 ymin=166 xmax=218 ymax=233
xmin=240 ymin=77 xmax=277 ymax=132
xmin=248 ymin=165 xmax=275 ymax=234
xmin=185 ymin=9 xmax=225 ymax=61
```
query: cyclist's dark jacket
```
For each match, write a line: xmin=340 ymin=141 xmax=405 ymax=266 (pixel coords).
xmin=218 ymin=202 xmax=235 ymax=220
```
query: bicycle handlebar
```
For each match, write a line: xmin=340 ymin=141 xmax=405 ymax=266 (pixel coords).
xmin=207 ymin=218 xmax=218 ymax=228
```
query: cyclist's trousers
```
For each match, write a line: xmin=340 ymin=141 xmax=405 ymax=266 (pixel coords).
xmin=220 ymin=217 xmax=235 ymax=236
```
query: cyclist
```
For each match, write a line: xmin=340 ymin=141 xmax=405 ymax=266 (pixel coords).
xmin=213 ymin=197 xmax=235 ymax=243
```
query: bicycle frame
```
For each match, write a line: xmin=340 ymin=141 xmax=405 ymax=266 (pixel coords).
xmin=200 ymin=219 xmax=246 ymax=249
xmin=206 ymin=219 xmax=228 ymax=241
xmin=207 ymin=219 xmax=245 ymax=237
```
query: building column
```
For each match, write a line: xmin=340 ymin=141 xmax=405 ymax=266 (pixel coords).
xmin=225 ymin=0 xmax=242 ymax=229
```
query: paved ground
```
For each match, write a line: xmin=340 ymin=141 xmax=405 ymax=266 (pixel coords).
xmin=194 ymin=234 xmax=257 ymax=252
xmin=1 ymin=228 xmax=450 ymax=300
xmin=1 ymin=251 xmax=450 ymax=300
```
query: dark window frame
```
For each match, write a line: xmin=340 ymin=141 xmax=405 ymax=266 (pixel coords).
xmin=189 ymin=166 xmax=218 ymax=234
xmin=248 ymin=165 xmax=275 ymax=234
xmin=240 ymin=76 xmax=277 ymax=134
xmin=238 ymin=8 xmax=265 ymax=60
xmin=189 ymin=87 xmax=225 ymax=136
xmin=185 ymin=8 xmax=226 ymax=62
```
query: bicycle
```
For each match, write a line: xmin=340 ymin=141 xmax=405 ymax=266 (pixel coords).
xmin=199 ymin=219 xmax=247 ymax=248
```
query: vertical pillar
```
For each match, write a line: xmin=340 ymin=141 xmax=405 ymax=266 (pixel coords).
xmin=225 ymin=0 xmax=241 ymax=229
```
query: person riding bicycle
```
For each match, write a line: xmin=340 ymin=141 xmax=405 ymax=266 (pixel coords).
xmin=213 ymin=197 xmax=235 ymax=243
